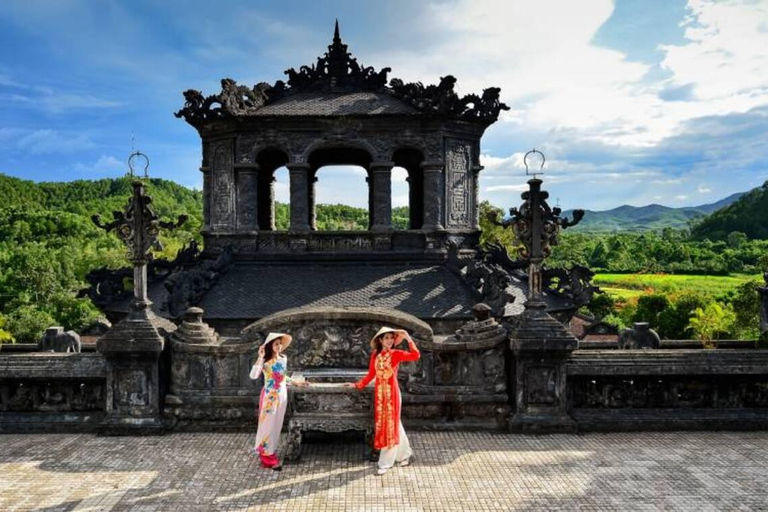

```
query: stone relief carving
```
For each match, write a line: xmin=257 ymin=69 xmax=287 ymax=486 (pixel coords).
xmin=163 ymin=244 xmax=234 ymax=319
xmin=571 ymin=375 xmax=768 ymax=409
xmin=211 ymin=142 xmax=235 ymax=229
xmin=0 ymin=381 xmax=105 ymax=412
xmin=445 ymin=139 xmax=472 ymax=228
xmin=526 ymin=366 xmax=558 ymax=405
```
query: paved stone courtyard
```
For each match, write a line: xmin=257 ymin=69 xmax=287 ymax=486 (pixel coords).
xmin=2 ymin=431 xmax=768 ymax=511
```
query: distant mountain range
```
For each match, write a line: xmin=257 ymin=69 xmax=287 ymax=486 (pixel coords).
xmin=563 ymin=192 xmax=746 ymax=232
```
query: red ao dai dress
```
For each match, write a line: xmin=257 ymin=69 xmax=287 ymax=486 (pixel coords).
xmin=355 ymin=338 xmax=420 ymax=469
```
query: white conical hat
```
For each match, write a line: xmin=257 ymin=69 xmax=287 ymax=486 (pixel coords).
xmin=369 ymin=326 xmax=405 ymax=349
xmin=261 ymin=332 xmax=293 ymax=350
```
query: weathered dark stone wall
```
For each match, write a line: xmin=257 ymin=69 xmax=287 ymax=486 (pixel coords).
xmin=567 ymin=349 xmax=768 ymax=431
xmin=0 ymin=351 xmax=106 ymax=433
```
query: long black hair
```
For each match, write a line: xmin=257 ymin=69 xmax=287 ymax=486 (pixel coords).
xmin=263 ymin=338 xmax=280 ymax=361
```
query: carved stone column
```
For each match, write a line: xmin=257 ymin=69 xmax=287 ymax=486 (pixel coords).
xmin=309 ymin=171 xmax=318 ymax=231
xmin=370 ymin=161 xmax=394 ymax=232
xmin=200 ymin=166 xmax=211 ymax=232
xmin=288 ymin=163 xmax=311 ymax=232
xmin=269 ymin=176 xmax=277 ymax=230
xmin=472 ymin=164 xmax=483 ymax=230
xmin=235 ymin=164 xmax=259 ymax=233
xmin=421 ymin=161 xmax=445 ymax=231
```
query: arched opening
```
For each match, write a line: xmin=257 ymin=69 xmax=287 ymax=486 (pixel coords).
xmin=255 ymin=148 xmax=289 ymax=230
xmin=272 ymin=166 xmax=290 ymax=230
xmin=392 ymin=167 xmax=409 ymax=229
xmin=393 ymin=148 xmax=425 ymax=229
xmin=308 ymin=147 xmax=373 ymax=231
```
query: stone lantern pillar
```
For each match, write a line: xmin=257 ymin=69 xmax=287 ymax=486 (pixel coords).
xmin=493 ymin=150 xmax=585 ymax=433
xmin=93 ymin=167 xmax=186 ymax=435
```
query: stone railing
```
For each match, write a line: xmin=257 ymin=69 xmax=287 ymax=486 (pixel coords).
xmin=566 ymin=349 xmax=768 ymax=431
xmin=0 ymin=351 xmax=107 ymax=433
xmin=202 ymin=230 xmax=480 ymax=258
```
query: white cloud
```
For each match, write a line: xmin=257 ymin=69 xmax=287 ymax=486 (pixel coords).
xmin=484 ymin=184 xmax=529 ymax=193
xmin=697 ymin=184 xmax=712 ymax=193
xmin=375 ymin=0 xmax=768 ymax=148
xmin=72 ymin=155 xmax=124 ymax=177
xmin=675 ymin=195 xmax=689 ymax=201
xmin=4 ymin=129 xmax=97 ymax=155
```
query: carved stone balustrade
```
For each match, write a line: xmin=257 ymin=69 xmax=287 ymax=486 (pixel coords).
xmin=406 ymin=303 xmax=509 ymax=429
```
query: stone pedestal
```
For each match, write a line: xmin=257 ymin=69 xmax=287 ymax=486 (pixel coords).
xmin=509 ymin=308 xmax=577 ymax=433
xmin=97 ymin=304 xmax=175 ymax=435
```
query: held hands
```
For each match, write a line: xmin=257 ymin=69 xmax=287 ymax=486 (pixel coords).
xmin=342 ymin=383 xmax=357 ymax=388
xmin=290 ymin=380 xmax=310 ymax=388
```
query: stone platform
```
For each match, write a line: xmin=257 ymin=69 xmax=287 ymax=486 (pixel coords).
xmin=2 ymin=431 xmax=768 ymax=511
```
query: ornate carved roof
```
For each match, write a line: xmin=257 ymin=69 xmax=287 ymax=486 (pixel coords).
xmin=175 ymin=21 xmax=509 ymax=127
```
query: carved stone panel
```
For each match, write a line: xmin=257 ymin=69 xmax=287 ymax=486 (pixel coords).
xmin=211 ymin=141 xmax=236 ymax=230
xmin=445 ymin=139 xmax=472 ymax=228
xmin=115 ymin=369 xmax=148 ymax=407
xmin=0 ymin=380 xmax=105 ymax=412
xmin=526 ymin=365 xmax=558 ymax=405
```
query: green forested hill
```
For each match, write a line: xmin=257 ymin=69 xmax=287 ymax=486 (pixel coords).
xmin=691 ymin=181 xmax=768 ymax=241
xmin=0 ymin=173 xmax=406 ymax=342
xmin=562 ymin=192 xmax=745 ymax=232
xmin=0 ymin=173 xmax=204 ymax=343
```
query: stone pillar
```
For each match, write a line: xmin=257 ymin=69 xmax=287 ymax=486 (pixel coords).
xmin=97 ymin=302 xmax=174 ymax=435
xmin=421 ymin=161 xmax=445 ymax=231
xmin=309 ymin=171 xmax=318 ymax=231
xmin=370 ymin=161 xmax=394 ymax=232
xmin=472 ymin=164 xmax=483 ymax=230
xmin=508 ymin=309 xmax=577 ymax=433
xmin=269 ymin=175 xmax=277 ymax=230
xmin=235 ymin=164 xmax=259 ymax=233
xmin=200 ymin=166 xmax=211 ymax=231
xmin=288 ymin=163 xmax=311 ymax=232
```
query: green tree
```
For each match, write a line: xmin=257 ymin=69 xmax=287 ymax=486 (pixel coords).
xmin=728 ymin=279 xmax=761 ymax=339
xmin=0 ymin=314 xmax=14 ymax=344
xmin=727 ymin=231 xmax=748 ymax=248
xmin=656 ymin=292 xmax=709 ymax=339
xmin=587 ymin=293 xmax=615 ymax=320
xmin=632 ymin=293 xmax=671 ymax=330
xmin=688 ymin=302 xmax=736 ymax=345
xmin=5 ymin=305 xmax=56 ymax=344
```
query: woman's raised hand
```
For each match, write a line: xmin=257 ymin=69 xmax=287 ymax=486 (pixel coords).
xmin=258 ymin=345 xmax=265 ymax=358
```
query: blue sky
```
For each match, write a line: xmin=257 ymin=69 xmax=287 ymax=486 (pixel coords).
xmin=1 ymin=0 xmax=767 ymax=211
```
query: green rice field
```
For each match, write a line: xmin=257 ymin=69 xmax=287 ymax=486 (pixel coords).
xmin=593 ymin=273 xmax=761 ymax=302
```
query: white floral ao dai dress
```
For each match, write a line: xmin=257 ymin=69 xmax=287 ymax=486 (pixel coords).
xmin=249 ymin=355 xmax=291 ymax=463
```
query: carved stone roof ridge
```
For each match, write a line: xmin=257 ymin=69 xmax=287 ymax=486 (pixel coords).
xmin=175 ymin=21 xmax=510 ymax=126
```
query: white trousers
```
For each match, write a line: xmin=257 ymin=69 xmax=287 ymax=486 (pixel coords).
xmin=377 ymin=422 xmax=412 ymax=469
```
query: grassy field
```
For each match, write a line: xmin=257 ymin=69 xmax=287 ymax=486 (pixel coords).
xmin=593 ymin=273 xmax=761 ymax=302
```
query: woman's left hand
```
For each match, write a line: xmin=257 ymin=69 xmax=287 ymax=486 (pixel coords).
xmin=291 ymin=380 xmax=310 ymax=387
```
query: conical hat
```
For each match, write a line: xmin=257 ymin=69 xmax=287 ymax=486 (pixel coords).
xmin=369 ymin=326 xmax=405 ymax=349
xmin=261 ymin=332 xmax=293 ymax=351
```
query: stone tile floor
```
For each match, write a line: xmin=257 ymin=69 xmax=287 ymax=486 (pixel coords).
xmin=1 ymin=431 xmax=768 ymax=511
